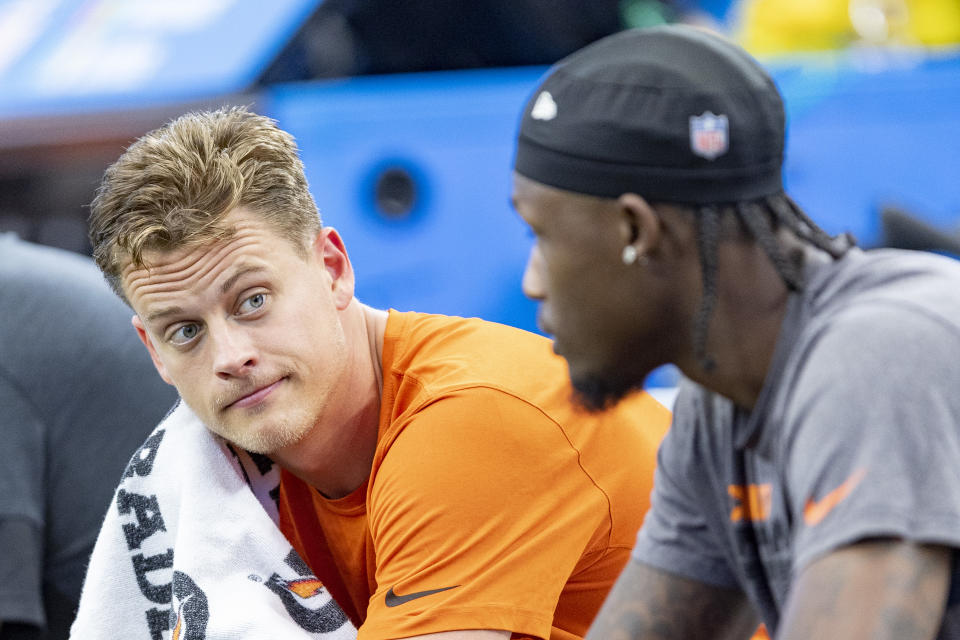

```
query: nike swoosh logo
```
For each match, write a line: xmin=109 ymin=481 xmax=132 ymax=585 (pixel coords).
xmin=803 ymin=467 xmax=866 ymax=526
xmin=384 ymin=584 xmax=460 ymax=607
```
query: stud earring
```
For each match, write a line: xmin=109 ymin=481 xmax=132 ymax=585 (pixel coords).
xmin=622 ymin=245 xmax=638 ymax=265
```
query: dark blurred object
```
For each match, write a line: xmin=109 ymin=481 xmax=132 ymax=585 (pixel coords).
xmin=260 ymin=0 xmax=628 ymax=81
xmin=880 ymin=206 xmax=960 ymax=257
xmin=0 ymin=170 xmax=104 ymax=255
xmin=0 ymin=235 xmax=178 ymax=640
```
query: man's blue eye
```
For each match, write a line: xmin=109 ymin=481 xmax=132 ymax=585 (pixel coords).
xmin=171 ymin=324 xmax=199 ymax=344
xmin=239 ymin=293 xmax=266 ymax=314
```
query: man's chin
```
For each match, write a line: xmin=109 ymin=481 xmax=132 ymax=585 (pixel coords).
xmin=570 ymin=372 xmax=645 ymax=413
xmin=208 ymin=418 xmax=309 ymax=456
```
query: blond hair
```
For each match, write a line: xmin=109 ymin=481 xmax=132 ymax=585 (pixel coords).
xmin=89 ymin=106 xmax=322 ymax=301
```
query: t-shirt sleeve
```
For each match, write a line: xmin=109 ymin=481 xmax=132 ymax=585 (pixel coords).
xmin=632 ymin=381 xmax=740 ymax=588
xmin=361 ymin=387 xmax=611 ymax=640
xmin=784 ymin=303 xmax=960 ymax=573
xmin=0 ymin=377 xmax=46 ymax=627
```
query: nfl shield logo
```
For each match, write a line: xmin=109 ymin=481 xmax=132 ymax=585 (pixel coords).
xmin=689 ymin=111 xmax=729 ymax=160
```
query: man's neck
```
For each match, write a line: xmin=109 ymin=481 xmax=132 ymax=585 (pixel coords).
xmin=677 ymin=240 xmax=798 ymax=410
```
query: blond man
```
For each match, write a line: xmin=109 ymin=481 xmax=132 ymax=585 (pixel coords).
xmin=86 ymin=106 xmax=670 ymax=640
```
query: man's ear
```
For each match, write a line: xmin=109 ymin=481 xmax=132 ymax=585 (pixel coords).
xmin=313 ymin=227 xmax=355 ymax=310
xmin=131 ymin=315 xmax=174 ymax=385
xmin=617 ymin=193 xmax=662 ymax=261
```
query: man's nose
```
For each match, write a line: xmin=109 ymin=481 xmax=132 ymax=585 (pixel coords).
xmin=211 ymin=324 xmax=258 ymax=379
xmin=522 ymin=246 xmax=546 ymax=301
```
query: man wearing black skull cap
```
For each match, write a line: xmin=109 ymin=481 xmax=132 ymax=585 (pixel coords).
xmin=512 ymin=24 xmax=960 ymax=639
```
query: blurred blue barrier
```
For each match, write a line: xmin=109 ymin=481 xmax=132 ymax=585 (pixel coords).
xmin=778 ymin=50 xmax=960 ymax=243
xmin=0 ymin=0 xmax=321 ymax=117
xmin=263 ymin=50 xmax=958 ymax=388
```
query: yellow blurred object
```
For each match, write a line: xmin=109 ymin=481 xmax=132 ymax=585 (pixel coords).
xmin=736 ymin=0 xmax=960 ymax=54
xmin=909 ymin=0 xmax=960 ymax=45
xmin=738 ymin=0 xmax=851 ymax=53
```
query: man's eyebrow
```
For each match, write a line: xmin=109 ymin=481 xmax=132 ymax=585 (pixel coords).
xmin=144 ymin=265 xmax=267 ymax=324
xmin=147 ymin=306 xmax=184 ymax=323
xmin=220 ymin=265 xmax=267 ymax=296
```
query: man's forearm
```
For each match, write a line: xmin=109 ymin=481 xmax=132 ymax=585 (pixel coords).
xmin=587 ymin=560 xmax=758 ymax=640
xmin=779 ymin=540 xmax=951 ymax=640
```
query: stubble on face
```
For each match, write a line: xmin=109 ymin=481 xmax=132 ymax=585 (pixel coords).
xmin=208 ymin=374 xmax=304 ymax=454
xmin=212 ymin=408 xmax=308 ymax=455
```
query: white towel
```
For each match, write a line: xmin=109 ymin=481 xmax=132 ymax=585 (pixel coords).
xmin=70 ymin=401 xmax=357 ymax=640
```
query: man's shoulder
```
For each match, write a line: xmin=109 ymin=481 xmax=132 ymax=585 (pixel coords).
xmin=393 ymin=310 xmax=552 ymax=353
xmin=807 ymin=248 xmax=960 ymax=322
xmin=0 ymin=235 xmax=100 ymax=285
xmin=385 ymin=310 xmax=569 ymax=400
xmin=380 ymin=311 xmax=668 ymax=464
xmin=789 ymin=249 xmax=960 ymax=375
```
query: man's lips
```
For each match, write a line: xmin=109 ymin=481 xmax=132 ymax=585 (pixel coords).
xmin=225 ymin=378 xmax=284 ymax=410
xmin=536 ymin=316 xmax=563 ymax=355
xmin=536 ymin=309 xmax=554 ymax=338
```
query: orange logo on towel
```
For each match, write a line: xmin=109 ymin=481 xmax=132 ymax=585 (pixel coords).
xmin=728 ymin=484 xmax=772 ymax=522
xmin=253 ymin=550 xmax=349 ymax=634
xmin=170 ymin=572 xmax=207 ymax=640
xmin=172 ymin=595 xmax=191 ymax=640
xmin=286 ymin=578 xmax=326 ymax=599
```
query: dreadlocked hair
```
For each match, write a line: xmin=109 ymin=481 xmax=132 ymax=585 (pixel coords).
xmin=690 ymin=192 xmax=851 ymax=371
xmin=767 ymin=193 xmax=849 ymax=260
xmin=735 ymin=200 xmax=803 ymax=291
xmin=693 ymin=205 xmax=720 ymax=372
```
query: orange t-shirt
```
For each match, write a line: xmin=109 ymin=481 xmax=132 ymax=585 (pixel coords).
xmin=278 ymin=311 xmax=670 ymax=639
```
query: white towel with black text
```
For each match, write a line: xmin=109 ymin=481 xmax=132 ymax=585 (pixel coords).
xmin=70 ymin=400 xmax=356 ymax=640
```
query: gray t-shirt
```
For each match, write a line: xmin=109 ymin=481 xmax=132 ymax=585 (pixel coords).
xmin=633 ymin=247 xmax=960 ymax=637
xmin=0 ymin=235 xmax=177 ymax=639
